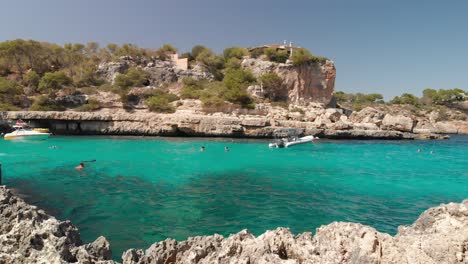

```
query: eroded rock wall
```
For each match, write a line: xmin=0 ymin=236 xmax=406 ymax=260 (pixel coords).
xmin=242 ymin=58 xmax=336 ymax=105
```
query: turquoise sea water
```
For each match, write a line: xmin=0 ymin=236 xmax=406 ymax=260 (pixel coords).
xmin=1 ymin=136 xmax=467 ymax=258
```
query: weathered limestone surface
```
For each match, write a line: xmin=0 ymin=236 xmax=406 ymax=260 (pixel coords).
xmin=381 ymin=114 xmax=415 ymax=132
xmin=1 ymin=187 xmax=466 ymax=263
xmin=242 ymin=59 xmax=336 ymax=105
xmin=0 ymin=186 xmax=115 ymax=264
xmin=2 ymin=109 xmax=463 ymax=139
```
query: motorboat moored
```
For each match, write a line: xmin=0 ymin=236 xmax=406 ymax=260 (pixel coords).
xmin=269 ymin=135 xmax=318 ymax=148
xmin=4 ymin=126 xmax=51 ymax=140
xmin=3 ymin=125 xmax=51 ymax=140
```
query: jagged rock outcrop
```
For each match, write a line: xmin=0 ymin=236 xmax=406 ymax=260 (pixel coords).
xmin=97 ymin=61 xmax=130 ymax=84
xmin=123 ymin=199 xmax=467 ymax=264
xmin=97 ymin=58 xmax=214 ymax=87
xmin=0 ymin=186 xmax=116 ymax=264
xmin=1 ymin=187 xmax=466 ymax=263
xmin=242 ymin=58 xmax=336 ymax=106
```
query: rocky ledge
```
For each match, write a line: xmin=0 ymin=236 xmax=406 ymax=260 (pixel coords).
xmin=2 ymin=108 xmax=466 ymax=139
xmin=0 ymin=186 xmax=466 ymax=263
xmin=0 ymin=186 xmax=114 ymax=264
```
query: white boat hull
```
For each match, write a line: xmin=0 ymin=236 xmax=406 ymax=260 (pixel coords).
xmin=269 ymin=135 xmax=318 ymax=148
xmin=4 ymin=131 xmax=51 ymax=140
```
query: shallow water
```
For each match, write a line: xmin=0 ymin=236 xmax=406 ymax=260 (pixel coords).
xmin=1 ymin=135 xmax=467 ymax=258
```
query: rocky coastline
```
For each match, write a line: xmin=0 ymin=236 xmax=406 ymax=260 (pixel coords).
xmin=0 ymin=186 xmax=466 ymax=263
xmin=1 ymin=107 xmax=466 ymax=140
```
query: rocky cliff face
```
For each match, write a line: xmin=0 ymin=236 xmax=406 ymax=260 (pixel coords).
xmin=242 ymin=59 xmax=336 ymax=106
xmin=1 ymin=187 xmax=466 ymax=264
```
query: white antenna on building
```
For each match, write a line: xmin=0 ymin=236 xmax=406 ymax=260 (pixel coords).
xmin=289 ymin=41 xmax=293 ymax=57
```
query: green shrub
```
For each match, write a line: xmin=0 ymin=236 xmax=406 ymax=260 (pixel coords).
xmin=145 ymin=90 xmax=178 ymax=113
xmin=195 ymin=49 xmax=225 ymax=80
xmin=223 ymin=46 xmax=248 ymax=61
xmin=146 ymin=96 xmax=175 ymax=113
xmin=180 ymin=85 xmax=202 ymax=99
xmin=29 ymin=96 xmax=65 ymax=111
xmin=191 ymin=45 xmax=210 ymax=60
xmin=250 ymin=48 xmax=264 ymax=59
xmin=221 ymin=69 xmax=256 ymax=108
xmin=259 ymin=72 xmax=285 ymax=101
xmin=224 ymin=57 xmax=241 ymax=70
xmin=264 ymin=48 xmax=289 ymax=63
xmin=23 ymin=70 xmax=40 ymax=89
xmin=0 ymin=77 xmax=24 ymax=107
xmin=0 ymin=103 xmax=20 ymax=111
xmin=390 ymin=93 xmax=420 ymax=106
xmin=38 ymin=71 xmax=72 ymax=93
xmin=201 ymin=95 xmax=225 ymax=109
xmin=74 ymin=98 xmax=101 ymax=112
xmin=114 ymin=68 xmax=150 ymax=90
xmin=291 ymin=48 xmax=313 ymax=66
xmin=223 ymin=88 xmax=254 ymax=108
xmin=334 ymin=91 xmax=384 ymax=110
xmin=310 ymin=56 xmax=329 ymax=63
xmin=222 ymin=69 xmax=256 ymax=90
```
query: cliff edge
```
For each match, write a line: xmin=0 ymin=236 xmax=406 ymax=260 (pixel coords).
xmin=0 ymin=187 xmax=466 ymax=263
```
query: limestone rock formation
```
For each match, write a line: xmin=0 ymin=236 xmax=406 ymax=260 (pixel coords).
xmin=97 ymin=61 xmax=130 ymax=84
xmin=241 ymin=58 xmax=336 ymax=106
xmin=97 ymin=58 xmax=214 ymax=87
xmin=0 ymin=186 xmax=116 ymax=264
xmin=1 ymin=109 xmax=458 ymax=139
xmin=122 ymin=199 xmax=467 ymax=264
xmin=381 ymin=114 xmax=415 ymax=132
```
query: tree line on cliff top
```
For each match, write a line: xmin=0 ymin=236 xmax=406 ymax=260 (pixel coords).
xmin=335 ymin=89 xmax=467 ymax=114
xmin=0 ymin=39 xmax=466 ymax=113
xmin=0 ymin=39 xmax=329 ymax=112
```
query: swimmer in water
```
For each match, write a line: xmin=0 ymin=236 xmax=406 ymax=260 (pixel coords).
xmin=75 ymin=163 xmax=84 ymax=171
xmin=200 ymin=146 xmax=206 ymax=152
xmin=225 ymin=146 xmax=229 ymax=152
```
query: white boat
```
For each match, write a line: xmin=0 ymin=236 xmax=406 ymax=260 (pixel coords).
xmin=3 ymin=126 xmax=51 ymax=140
xmin=269 ymin=135 xmax=318 ymax=148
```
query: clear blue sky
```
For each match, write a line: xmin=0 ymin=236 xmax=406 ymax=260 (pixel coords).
xmin=1 ymin=0 xmax=467 ymax=99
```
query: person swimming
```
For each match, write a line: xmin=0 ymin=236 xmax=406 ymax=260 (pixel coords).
xmin=75 ymin=163 xmax=85 ymax=170
xmin=200 ymin=146 xmax=206 ymax=152
xmin=225 ymin=146 xmax=229 ymax=152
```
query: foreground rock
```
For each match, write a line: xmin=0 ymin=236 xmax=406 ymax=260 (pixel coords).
xmin=0 ymin=186 xmax=116 ymax=264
